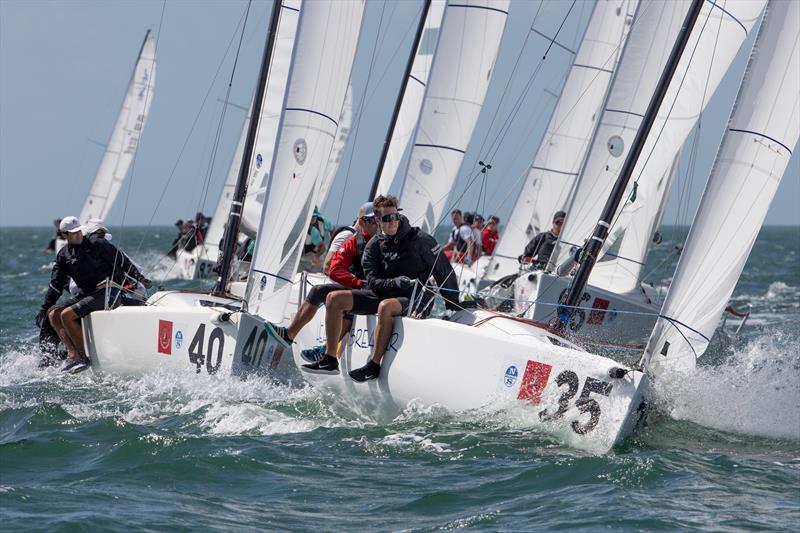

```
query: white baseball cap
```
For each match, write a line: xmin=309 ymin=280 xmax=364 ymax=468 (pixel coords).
xmin=59 ymin=216 xmax=82 ymax=233
xmin=84 ymin=218 xmax=112 ymax=240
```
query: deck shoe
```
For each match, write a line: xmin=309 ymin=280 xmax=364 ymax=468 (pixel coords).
xmin=61 ymin=356 xmax=90 ymax=374
xmin=300 ymin=344 xmax=326 ymax=363
xmin=348 ymin=360 xmax=380 ymax=382
xmin=264 ymin=322 xmax=293 ymax=346
xmin=302 ymin=354 xmax=339 ymax=375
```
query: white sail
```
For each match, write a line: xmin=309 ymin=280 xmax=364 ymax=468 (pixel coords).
xmin=239 ymin=0 xmax=302 ymax=237
xmin=643 ymin=0 xmax=799 ymax=374
xmin=554 ymin=0 xmax=766 ymax=295
xmin=397 ymin=0 xmax=509 ymax=233
xmin=79 ymin=30 xmax=156 ymax=223
xmin=373 ymin=0 xmax=447 ymax=197
xmin=487 ymin=0 xmax=636 ymax=281
xmin=245 ymin=0 xmax=366 ymax=320
xmin=317 ymin=84 xmax=353 ymax=205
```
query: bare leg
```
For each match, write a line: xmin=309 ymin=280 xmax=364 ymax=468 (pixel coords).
xmin=287 ymin=301 xmax=319 ymax=340
xmin=60 ymin=307 xmax=86 ymax=358
xmin=324 ymin=291 xmax=353 ymax=356
xmin=371 ymin=299 xmax=402 ymax=365
xmin=336 ymin=317 xmax=353 ymax=357
xmin=49 ymin=307 xmax=78 ymax=358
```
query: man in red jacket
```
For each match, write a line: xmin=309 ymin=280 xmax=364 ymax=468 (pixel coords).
xmin=264 ymin=202 xmax=378 ymax=366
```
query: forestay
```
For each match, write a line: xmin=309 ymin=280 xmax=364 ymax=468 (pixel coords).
xmin=397 ymin=0 xmax=509 ymax=233
xmin=239 ymin=0 xmax=302 ymax=237
xmin=373 ymin=0 xmax=446 ymax=197
xmin=642 ymin=0 xmax=799 ymax=374
xmin=79 ymin=30 xmax=156 ymax=223
xmin=245 ymin=0 xmax=366 ymax=321
xmin=553 ymin=0 xmax=766 ymax=295
xmin=487 ymin=0 xmax=636 ymax=281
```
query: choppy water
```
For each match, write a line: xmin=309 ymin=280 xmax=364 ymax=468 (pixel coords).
xmin=1 ymin=226 xmax=798 ymax=531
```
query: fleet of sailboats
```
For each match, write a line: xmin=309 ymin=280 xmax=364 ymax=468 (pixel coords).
xmin=70 ymin=0 xmax=796 ymax=452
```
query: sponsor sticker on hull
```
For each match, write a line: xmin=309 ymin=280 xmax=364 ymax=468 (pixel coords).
xmin=158 ymin=320 xmax=173 ymax=355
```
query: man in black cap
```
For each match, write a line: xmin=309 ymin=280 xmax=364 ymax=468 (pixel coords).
xmin=521 ymin=210 xmax=566 ymax=268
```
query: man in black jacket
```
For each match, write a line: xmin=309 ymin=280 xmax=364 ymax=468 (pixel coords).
xmin=35 ymin=216 xmax=151 ymax=373
xmin=521 ymin=210 xmax=566 ymax=268
xmin=346 ymin=196 xmax=460 ymax=382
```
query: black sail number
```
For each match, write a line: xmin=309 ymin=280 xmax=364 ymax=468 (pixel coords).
xmin=188 ymin=324 xmax=225 ymax=374
xmin=538 ymin=370 xmax=614 ymax=435
xmin=240 ymin=326 xmax=269 ymax=367
xmin=538 ymin=370 xmax=579 ymax=422
xmin=572 ymin=377 xmax=613 ymax=435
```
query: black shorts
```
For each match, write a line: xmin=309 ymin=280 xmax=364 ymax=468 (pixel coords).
xmin=306 ymin=282 xmax=354 ymax=320
xmin=350 ymin=289 xmax=412 ymax=316
xmin=70 ymin=288 xmax=121 ymax=318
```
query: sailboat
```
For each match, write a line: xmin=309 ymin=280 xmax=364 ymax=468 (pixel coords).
xmin=80 ymin=31 xmax=156 ymax=225
xmin=640 ymin=0 xmax=799 ymax=377
xmin=83 ymin=0 xmax=366 ymax=377
xmin=494 ymin=0 xmax=764 ymax=349
xmin=290 ymin=0 xmax=739 ymax=452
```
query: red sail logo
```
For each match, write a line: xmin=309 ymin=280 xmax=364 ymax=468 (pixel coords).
xmin=158 ymin=320 xmax=173 ymax=355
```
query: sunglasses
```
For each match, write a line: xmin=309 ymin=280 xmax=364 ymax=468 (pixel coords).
xmin=554 ymin=220 xmax=564 ymax=226
xmin=360 ymin=216 xmax=376 ymax=224
xmin=380 ymin=213 xmax=402 ymax=223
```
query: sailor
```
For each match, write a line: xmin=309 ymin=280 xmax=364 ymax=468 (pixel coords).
xmin=43 ymin=218 xmax=64 ymax=253
xmin=343 ymin=195 xmax=460 ymax=382
xmin=322 ymin=202 xmax=373 ymax=274
xmin=300 ymin=207 xmax=334 ymax=271
xmin=36 ymin=216 xmax=152 ymax=373
xmin=443 ymin=209 xmax=473 ymax=263
xmin=470 ymin=213 xmax=484 ymax=261
xmin=168 ymin=219 xmax=184 ymax=259
xmin=521 ymin=210 xmax=565 ymax=268
xmin=265 ymin=202 xmax=379 ymax=373
xmin=482 ymin=215 xmax=500 ymax=256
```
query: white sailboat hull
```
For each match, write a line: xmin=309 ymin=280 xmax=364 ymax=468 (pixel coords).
xmin=514 ymin=272 xmax=659 ymax=349
xmin=294 ymin=310 xmax=646 ymax=452
xmin=82 ymin=290 xmax=300 ymax=382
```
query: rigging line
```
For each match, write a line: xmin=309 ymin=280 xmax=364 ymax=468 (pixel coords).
xmin=196 ymin=0 xmax=254 ymax=221
xmin=334 ymin=0 xmax=389 ymax=224
xmin=113 ymin=0 xmax=165 ymax=287
xmin=134 ymin=3 xmax=251 ymax=258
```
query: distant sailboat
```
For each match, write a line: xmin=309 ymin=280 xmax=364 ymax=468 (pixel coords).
xmin=78 ymin=30 xmax=156 ymax=224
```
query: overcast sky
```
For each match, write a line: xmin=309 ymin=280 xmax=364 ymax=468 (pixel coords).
xmin=1 ymin=0 xmax=797 ymax=230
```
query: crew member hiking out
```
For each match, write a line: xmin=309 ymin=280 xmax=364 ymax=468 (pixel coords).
xmin=263 ymin=203 xmax=379 ymax=373
xmin=36 ymin=216 xmax=152 ymax=374
xmin=521 ymin=210 xmax=565 ymax=268
xmin=344 ymin=196 xmax=460 ymax=382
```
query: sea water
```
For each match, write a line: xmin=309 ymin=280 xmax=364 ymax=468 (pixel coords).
xmin=1 ymin=226 xmax=798 ymax=531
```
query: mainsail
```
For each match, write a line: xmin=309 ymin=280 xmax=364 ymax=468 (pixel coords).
xmin=487 ymin=0 xmax=636 ymax=281
xmin=239 ymin=0 xmax=302 ymax=237
xmin=245 ymin=0 xmax=366 ymax=320
xmin=373 ymin=0 xmax=446 ymax=197
xmin=78 ymin=30 xmax=156 ymax=223
xmin=642 ymin=0 xmax=799 ymax=374
xmin=397 ymin=0 xmax=509 ymax=233
xmin=553 ymin=0 xmax=766 ymax=295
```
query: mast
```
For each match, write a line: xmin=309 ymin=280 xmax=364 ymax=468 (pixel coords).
xmin=368 ymin=0 xmax=432 ymax=200
xmin=213 ymin=2 xmax=283 ymax=296
xmin=555 ymin=0 xmax=704 ymax=332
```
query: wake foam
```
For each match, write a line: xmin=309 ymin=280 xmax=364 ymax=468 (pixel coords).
xmin=651 ymin=330 xmax=800 ymax=440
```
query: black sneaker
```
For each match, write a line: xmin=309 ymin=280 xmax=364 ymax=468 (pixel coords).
xmin=349 ymin=360 xmax=380 ymax=382
xmin=302 ymin=354 xmax=339 ymax=375
xmin=61 ymin=356 xmax=90 ymax=374
xmin=264 ymin=321 xmax=293 ymax=347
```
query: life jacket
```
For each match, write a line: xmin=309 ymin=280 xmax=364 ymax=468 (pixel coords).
xmin=454 ymin=223 xmax=470 ymax=253
xmin=349 ymin=230 xmax=367 ymax=280
xmin=331 ymin=225 xmax=357 ymax=243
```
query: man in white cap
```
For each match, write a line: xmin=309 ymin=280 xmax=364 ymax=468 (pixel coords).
xmin=36 ymin=216 xmax=152 ymax=373
xmin=264 ymin=202 xmax=379 ymax=371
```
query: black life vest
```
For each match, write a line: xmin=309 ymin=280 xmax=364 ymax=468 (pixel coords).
xmin=349 ymin=230 xmax=367 ymax=280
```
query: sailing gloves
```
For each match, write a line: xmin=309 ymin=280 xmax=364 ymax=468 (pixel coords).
xmin=35 ymin=309 xmax=47 ymax=328
xmin=393 ymin=276 xmax=415 ymax=290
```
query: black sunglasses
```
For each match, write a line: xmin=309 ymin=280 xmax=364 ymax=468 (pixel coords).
xmin=360 ymin=216 xmax=376 ymax=224
xmin=380 ymin=213 xmax=402 ymax=223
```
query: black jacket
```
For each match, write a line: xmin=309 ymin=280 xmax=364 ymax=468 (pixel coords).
xmin=524 ymin=230 xmax=558 ymax=266
xmin=363 ymin=216 xmax=459 ymax=310
xmin=40 ymin=235 xmax=148 ymax=312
